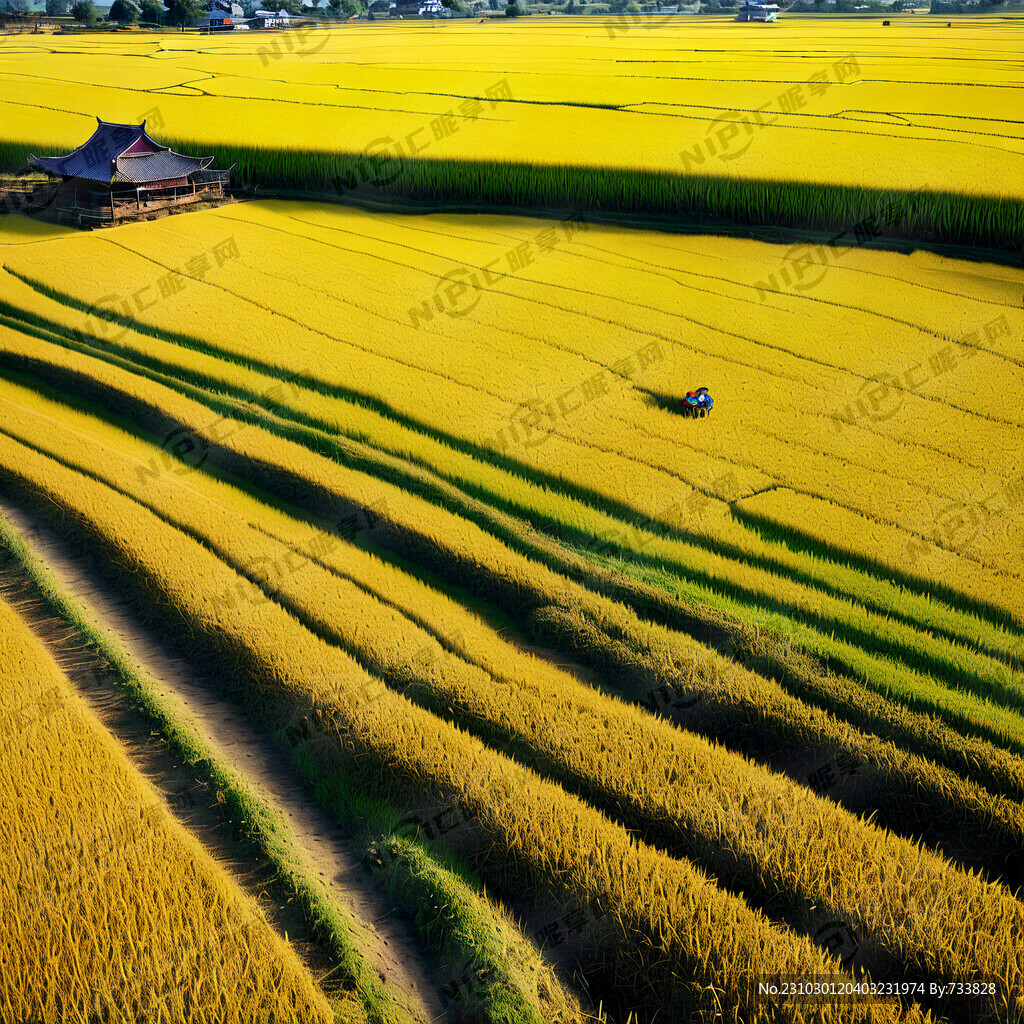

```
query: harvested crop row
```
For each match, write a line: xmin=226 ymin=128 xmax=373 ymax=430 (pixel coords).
xmin=0 ymin=426 xmax=920 ymax=1024
xmin=3 ymin=368 xmax=1024 ymax=1011
xmin=0 ymin=592 xmax=333 ymax=1024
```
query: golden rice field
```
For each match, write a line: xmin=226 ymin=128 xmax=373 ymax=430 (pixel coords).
xmin=0 ymin=191 xmax=1022 ymax=1023
xmin=1 ymin=18 xmax=1024 ymax=248
xmin=1 ymin=11 xmax=1023 ymax=1024
xmin=0 ymin=591 xmax=333 ymax=1024
xmin=0 ymin=18 xmax=1022 ymax=195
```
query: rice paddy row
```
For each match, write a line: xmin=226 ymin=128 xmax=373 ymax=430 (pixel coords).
xmin=0 ymin=588 xmax=335 ymax=1024
xmin=0 ymin=320 xmax=1020 ymax=1020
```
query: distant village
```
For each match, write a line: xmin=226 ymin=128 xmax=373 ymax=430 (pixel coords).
xmin=0 ymin=0 xmax=939 ymax=27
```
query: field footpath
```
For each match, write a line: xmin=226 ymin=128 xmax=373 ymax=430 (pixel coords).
xmin=0 ymin=496 xmax=448 ymax=1024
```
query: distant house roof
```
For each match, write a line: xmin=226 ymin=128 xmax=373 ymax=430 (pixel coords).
xmin=28 ymin=118 xmax=213 ymax=186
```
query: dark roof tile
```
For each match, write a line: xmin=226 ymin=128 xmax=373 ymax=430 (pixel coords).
xmin=29 ymin=118 xmax=214 ymax=185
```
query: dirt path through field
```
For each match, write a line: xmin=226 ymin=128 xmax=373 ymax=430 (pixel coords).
xmin=0 ymin=496 xmax=449 ymax=1024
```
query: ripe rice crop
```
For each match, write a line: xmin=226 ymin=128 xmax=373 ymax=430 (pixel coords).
xmin=1 ymin=19 xmax=1023 ymax=244
xmin=2 ymin=342 xmax=1024 ymax=1020
xmin=3 ymin=291 xmax=1024 ymax=794
xmin=0 ymin=164 xmax=1022 ymax=1021
xmin=0 ymin=593 xmax=333 ymax=1024
xmin=0 ymin=425 xmax=920 ymax=1024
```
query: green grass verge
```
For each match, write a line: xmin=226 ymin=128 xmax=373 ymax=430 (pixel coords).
xmin=365 ymin=837 xmax=548 ymax=1024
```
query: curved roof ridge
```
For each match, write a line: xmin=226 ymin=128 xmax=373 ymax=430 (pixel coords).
xmin=29 ymin=117 xmax=219 ymax=186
